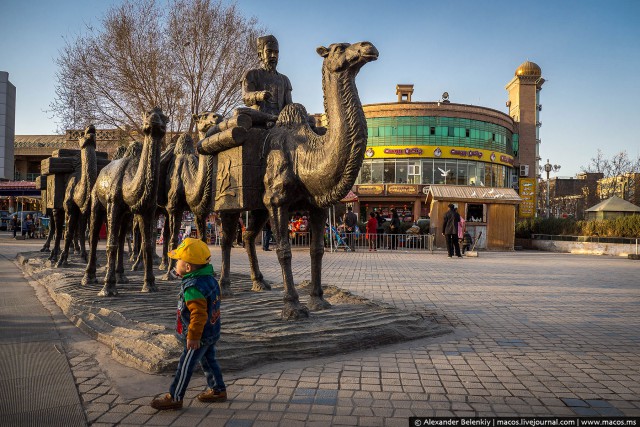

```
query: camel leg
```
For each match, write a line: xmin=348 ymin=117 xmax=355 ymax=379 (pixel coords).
xmin=73 ymin=226 xmax=81 ymax=254
xmin=158 ymin=214 xmax=170 ymax=270
xmin=55 ymin=206 xmax=78 ymax=268
xmin=243 ymin=209 xmax=271 ymax=292
xmin=307 ymin=207 xmax=331 ymax=311
xmin=98 ymin=203 xmax=121 ymax=297
xmin=48 ymin=208 xmax=65 ymax=262
xmin=219 ymin=212 xmax=239 ymax=297
xmin=78 ymin=212 xmax=88 ymax=263
xmin=271 ymin=205 xmax=308 ymax=320
xmin=82 ymin=198 xmax=104 ymax=285
xmin=195 ymin=214 xmax=207 ymax=243
xmin=139 ymin=213 xmax=158 ymax=293
xmin=130 ymin=219 xmax=141 ymax=263
xmin=131 ymin=217 xmax=143 ymax=271
xmin=162 ymin=210 xmax=183 ymax=281
xmin=40 ymin=209 xmax=54 ymax=252
xmin=116 ymin=212 xmax=131 ymax=284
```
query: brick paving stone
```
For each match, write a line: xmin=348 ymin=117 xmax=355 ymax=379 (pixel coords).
xmin=12 ymin=240 xmax=640 ymax=425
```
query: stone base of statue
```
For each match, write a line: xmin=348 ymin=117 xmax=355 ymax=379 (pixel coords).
xmin=16 ymin=251 xmax=451 ymax=373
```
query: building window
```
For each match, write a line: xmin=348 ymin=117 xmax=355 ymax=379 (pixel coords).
xmin=359 ymin=161 xmax=372 ymax=184
xmin=383 ymin=159 xmax=395 ymax=183
xmin=448 ymin=127 xmax=455 ymax=137
xmin=457 ymin=160 xmax=468 ymax=185
xmin=434 ymin=160 xmax=447 ymax=184
xmin=466 ymin=203 xmax=486 ymax=223
xmin=395 ymin=160 xmax=408 ymax=183
xmin=465 ymin=129 xmax=470 ymax=138
xmin=371 ymin=160 xmax=384 ymax=183
xmin=430 ymin=126 xmax=435 ymax=135
xmin=422 ymin=159 xmax=434 ymax=184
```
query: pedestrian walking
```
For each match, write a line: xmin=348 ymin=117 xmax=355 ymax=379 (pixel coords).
xmin=389 ymin=210 xmax=401 ymax=250
xmin=442 ymin=203 xmax=462 ymax=258
xmin=10 ymin=214 xmax=18 ymax=238
xmin=150 ymin=238 xmax=227 ymax=410
xmin=263 ymin=219 xmax=273 ymax=251
xmin=343 ymin=206 xmax=358 ymax=251
xmin=366 ymin=212 xmax=377 ymax=252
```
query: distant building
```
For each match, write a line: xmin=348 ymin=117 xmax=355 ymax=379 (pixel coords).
xmin=546 ymin=172 xmax=603 ymax=219
xmin=0 ymin=71 xmax=16 ymax=181
xmin=327 ymin=60 xmax=543 ymax=222
xmin=597 ymin=173 xmax=640 ymax=207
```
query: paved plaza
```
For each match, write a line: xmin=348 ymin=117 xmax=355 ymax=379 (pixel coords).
xmin=1 ymin=232 xmax=639 ymax=426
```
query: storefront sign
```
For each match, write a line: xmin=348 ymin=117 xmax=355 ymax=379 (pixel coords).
xmin=365 ymin=145 xmax=515 ymax=167
xmin=383 ymin=147 xmax=423 ymax=155
xmin=387 ymin=184 xmax=418 ymax=195
xmin=356 ymin=184 xmax=384 ymax=195
xmin=518 ymin=178 xmax=536 ymax=218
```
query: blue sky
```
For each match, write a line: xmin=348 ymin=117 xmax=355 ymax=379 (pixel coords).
xmin=1 ymin=0 xmax=639 ymax=177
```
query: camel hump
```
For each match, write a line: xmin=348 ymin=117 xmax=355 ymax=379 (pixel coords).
xmin=276 ymin=103 xmax=309 ymax=129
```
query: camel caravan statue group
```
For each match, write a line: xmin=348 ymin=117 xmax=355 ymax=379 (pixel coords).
xmin=40 ymin=38 xmax=379 ymax=319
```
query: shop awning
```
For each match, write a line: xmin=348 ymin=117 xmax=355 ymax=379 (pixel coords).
xmin=426 ymin=184 xmax=522 ymax=205
xmin=340 ymin=190 xmax=358 ymax=203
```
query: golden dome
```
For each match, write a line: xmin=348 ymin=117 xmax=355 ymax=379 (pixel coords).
xmin=515 ymin=60 xmax=542 ymax=77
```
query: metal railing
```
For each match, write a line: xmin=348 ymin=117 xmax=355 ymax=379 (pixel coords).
xmin=203 ymin=230 xmax=435 ymax=253
xmin=262 ymin=231 xmax=434 ymax=253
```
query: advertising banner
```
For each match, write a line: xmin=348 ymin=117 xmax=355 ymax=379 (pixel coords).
xmin=518 ymin=178 xmax=536 ymax=218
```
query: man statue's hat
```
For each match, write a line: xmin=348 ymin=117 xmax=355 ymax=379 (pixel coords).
xmin=257 ymin=35 xmax=278 ymax=51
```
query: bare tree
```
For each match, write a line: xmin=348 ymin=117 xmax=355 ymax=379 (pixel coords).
xmin=50 ymin=0 xmax=261 ymax=136
xmin=582 ymin=149 xmax=640 ymax=201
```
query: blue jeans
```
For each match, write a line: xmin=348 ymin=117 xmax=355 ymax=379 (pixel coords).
xmin=263 ymin=229 xmax=273 ymax=250
xmin=169 ymin=342 xmax=225 ymax=401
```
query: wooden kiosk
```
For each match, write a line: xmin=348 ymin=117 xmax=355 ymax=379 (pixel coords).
xmin=426 ymin=185 xmax=522 ymax=251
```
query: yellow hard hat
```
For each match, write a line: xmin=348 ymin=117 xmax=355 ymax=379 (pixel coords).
xmin=168 ymin=238 xmax=211 ymax=265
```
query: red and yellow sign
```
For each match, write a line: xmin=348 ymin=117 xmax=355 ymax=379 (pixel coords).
xmin=518 ymin=178 xmax=536 ymax=218
xmin=364 ymin=145 xmax=515 ymax=167
xmin=387 ymin=184 xmax=418 ymax=195
xmin=356 ymin=184 xmax=384 ymax=195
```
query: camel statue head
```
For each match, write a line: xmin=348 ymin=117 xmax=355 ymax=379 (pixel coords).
xmin=142 ymin=107 xmax=168 ymax=138
xmin=193 ymin=112 xmax=223 ymax=136
xmin=316 ymin=41 xmax=378 ymax=74
xmin=79 ymin=124 xmax=96 ymax=149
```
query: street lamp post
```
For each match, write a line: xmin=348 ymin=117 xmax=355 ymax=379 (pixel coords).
xmin=543 ymin=159 xmax=561 ymax=218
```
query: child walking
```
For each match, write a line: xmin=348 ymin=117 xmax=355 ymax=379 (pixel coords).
xmin=151 ymin=238 xmax=227 ymax=410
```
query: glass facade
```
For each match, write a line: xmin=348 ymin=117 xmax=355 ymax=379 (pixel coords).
xmin=357 ymin=158 xmax=509 ymax=187
xmin=356 ymin=114 xmax=514 ymax=188
xmin=367 ymin=116 xmax=513 ymax=154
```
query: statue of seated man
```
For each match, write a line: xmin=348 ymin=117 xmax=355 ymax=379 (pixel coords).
xmin=239 ymin=34 xmax=292 ymax=127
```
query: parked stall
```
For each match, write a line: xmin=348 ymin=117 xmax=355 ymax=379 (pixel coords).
xmin=426 ymin=185 xmax=521 ymax=251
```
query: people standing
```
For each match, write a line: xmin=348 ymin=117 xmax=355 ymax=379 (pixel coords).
xmin=343 ymin=206 xmax=358 ymax=251
xmin=389 ymin=210 xmax=401 ymax=250
xmin=366 ymin=212 xmax=378 ymax=252
xmin=10 ymin=214 xmax=18 ymax=238
xmin=442 ymin=204 xmax=462 ymax=258
xmin=150 ymin=238 xmax=227 ymax=410
xmin=23 ymin=214 xmax=34 ymax=238
xmin=262 ymin=219 xmax=272 ymax=251
xmin=375 ymin=212 xmax=384 ymax=249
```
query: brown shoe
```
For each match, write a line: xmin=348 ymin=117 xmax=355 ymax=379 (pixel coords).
xmin=151 ymin=393 xmax=183 ymax=410
xmin=197 ymin=389 xmax=227 ymax=403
